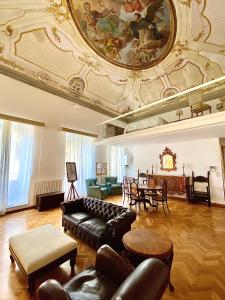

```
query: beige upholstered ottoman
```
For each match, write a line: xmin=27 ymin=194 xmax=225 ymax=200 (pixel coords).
xmin=9 ymin=224 xmax=77 ymax=293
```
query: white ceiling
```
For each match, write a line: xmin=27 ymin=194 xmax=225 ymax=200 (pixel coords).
xmin=0 ymin=0 xmax=225 ymax=119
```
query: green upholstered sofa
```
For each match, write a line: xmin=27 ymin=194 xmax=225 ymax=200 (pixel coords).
xmin=105 ymin=176 xmax=122 ymax=196
xmin=85 ymin=178 xmax=108 ymax=200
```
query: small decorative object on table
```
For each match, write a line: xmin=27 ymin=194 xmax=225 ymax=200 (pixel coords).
xmin=182 ymin=163 xmax=185 ymax=176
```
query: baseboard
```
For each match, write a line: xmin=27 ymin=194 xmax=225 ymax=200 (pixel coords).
xmin=6 ymin=205 xmax=36 ymax=214
xmin=212 ymin=203 xmax=225 ymax=208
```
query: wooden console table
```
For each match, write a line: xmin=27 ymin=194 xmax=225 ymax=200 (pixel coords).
xmin=149 ymin=175 xmax=190 ymax=200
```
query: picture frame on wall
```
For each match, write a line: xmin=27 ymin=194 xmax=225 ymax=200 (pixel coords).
xmin=66 ymin=162 xmax=77 ymax=182
xmin=96 ymin=162 xmax=107 ymax=176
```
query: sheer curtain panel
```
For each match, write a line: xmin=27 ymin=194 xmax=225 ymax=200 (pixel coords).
xmin=0 ymin=120 xmax=37 ymax=213
xmin=8 ymin=122 xmax=35 ymax=208
xmin=109 ymin=145 xmax=125 ymax=182
xmin=0 ymin=120 xmax=11 ymax=215
xmin=65 ymin=133 xmax=96 ymax=196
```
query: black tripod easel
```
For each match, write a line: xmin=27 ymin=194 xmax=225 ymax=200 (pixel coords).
xmin=67 ymin=181 xmax=79 ymax=201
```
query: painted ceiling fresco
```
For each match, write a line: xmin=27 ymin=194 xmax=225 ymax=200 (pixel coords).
xmin=0 ymin=0 xmax=225 ymax=118
xmin=67 ymin=0 xmax=176 ymax=69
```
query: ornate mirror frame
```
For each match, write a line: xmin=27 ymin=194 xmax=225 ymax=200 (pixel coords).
xmin=159 ymin=147 xmax=177 ymax=172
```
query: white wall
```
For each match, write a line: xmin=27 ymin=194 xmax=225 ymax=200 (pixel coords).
xmin=0 ymin=74 xmax=107 ymax=182
xmin=126 ymin=138 xmax=225 ymax=204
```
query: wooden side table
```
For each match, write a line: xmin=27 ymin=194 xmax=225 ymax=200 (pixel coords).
xmin=123 ymin=228 xmax=174 ymax=291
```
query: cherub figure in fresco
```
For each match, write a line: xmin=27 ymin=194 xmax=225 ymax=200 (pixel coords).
xmin=123 ymin=0 xmax=143 ymax=13
xmin=83 ymin=2 xmax=115 ymax=40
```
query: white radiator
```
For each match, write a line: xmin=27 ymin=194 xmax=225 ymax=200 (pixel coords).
xmin=33 ymin=179 xmax=63 ymax=197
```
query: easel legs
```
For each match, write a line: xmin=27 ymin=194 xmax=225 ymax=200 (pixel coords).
xmin=67 ymin=182 xmax=79 ymax=200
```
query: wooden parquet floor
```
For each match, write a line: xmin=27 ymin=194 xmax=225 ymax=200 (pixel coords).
xmin=0 ymin=197 xmax=225 ymax=300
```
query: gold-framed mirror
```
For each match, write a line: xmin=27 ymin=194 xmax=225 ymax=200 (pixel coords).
xmin=159 ymin=147 xmax=177 ymax=172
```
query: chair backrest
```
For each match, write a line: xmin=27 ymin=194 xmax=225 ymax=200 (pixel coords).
xmin=161 ymin=179 xmax=167 ymax=201
xmin=123 ymin=177 xmax=136 ymax=193
xmin=85 ymin=178 xmax=97 ymax=188
xmin=130 ymin=181 xmax=139 ymax=197
xmin=138 ymin=169 xmax=149 ymax=183
xmin=192 ymin=171 xmax=210 ymax=192
xmin=105 ymin=176 xmax=118 ymax=184
xmin=147 ymin=175 xmax=156 ymax=187
xmin=123 ymin=176 xmax=129 ymax=191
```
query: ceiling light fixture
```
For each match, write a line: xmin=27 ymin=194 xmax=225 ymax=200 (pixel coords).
xmin=96 ymin=75 xmax=225 ymax=126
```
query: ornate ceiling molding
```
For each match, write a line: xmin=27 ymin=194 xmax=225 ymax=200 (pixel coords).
xmin=0 ymin=0 xmax=224 ymax=119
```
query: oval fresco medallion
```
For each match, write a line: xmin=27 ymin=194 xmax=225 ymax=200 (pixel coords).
xmin=67 ymin=0 xmax=176 ymax=70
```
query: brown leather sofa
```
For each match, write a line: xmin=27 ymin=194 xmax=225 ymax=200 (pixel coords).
xmin=37 ymin=245 xmax=169 ymax=300
xmin=61 ymin=198 xmax=136 ymax=251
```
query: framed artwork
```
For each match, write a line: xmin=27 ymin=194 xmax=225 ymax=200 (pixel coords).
xmin=96 ymin=162 xmax=107 ymax=176
xmin=67 ymin=0 xmax=176 ymax=70
xmin=66 ymin=162 xmax=78 ymax=182
xmin=159 ymin=147 xmax=177 ymax=172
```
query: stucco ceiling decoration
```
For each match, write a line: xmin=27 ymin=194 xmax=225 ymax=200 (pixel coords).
xmin=0 ymin=0 xmax=224 ymax=119
xmin=67 ymin=0 xmax=177 ymax=70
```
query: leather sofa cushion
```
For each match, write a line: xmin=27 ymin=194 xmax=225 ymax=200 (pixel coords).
xmin=64 ymin=266 xmax=117 ymax=300
xmin=79 ymin=218 xmax=106 ymax=240
xmin=68 ymin=212 xmax=92 ymax=225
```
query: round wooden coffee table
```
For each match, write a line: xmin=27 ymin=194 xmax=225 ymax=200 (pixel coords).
xmin=123 ymin=228 xmax=174 ymax=291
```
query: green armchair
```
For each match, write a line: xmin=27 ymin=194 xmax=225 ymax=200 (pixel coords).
xmin=105 ymin=176 xmax=123 ymax=196
xmin=85 ymin=178 xmax=108 ymax=200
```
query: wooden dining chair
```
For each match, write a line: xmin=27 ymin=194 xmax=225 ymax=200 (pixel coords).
xmin=130 ymin=181 xmax=146 ymax=209
xmin=143 ymin=176 xmax=158 ymax=211
xmin=151 ymin=179 xmax=170 ymax=215
xmin=190 ymin=171 xmax=211 ymax=206
xmin=122 ymin=176 xmax=136 ymax=205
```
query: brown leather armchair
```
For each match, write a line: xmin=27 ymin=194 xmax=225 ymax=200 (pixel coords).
xmin=38 ymin=245 xmax=169 ymax=300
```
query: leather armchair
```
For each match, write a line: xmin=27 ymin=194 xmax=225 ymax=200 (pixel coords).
xmin=38 ymin=245 xmax=169 ymax=300
xmin=85 ymin=178 xmax=108 ymax=200
xmin=105 ymin=176 xmax=122 ymax=196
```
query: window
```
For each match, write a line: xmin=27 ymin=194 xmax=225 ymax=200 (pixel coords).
xmin=65 ymin=132 xmax=96 ymax=196
xmin=0 ymin=120 xmax=35 ymax=212
xmin=109 ymin=145 xmax=125 ymax=182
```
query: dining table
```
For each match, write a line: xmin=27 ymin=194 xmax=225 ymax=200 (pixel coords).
xmin=138 ymin=184 xmax=163 ymax=209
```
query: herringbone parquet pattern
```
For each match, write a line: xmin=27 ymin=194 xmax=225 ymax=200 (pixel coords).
xmin=0 ymin=197 xmax=225 ymax=300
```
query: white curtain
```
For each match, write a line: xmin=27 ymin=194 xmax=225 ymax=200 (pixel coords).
xmin=109 ymin=145 xmax=125 ymax=182
xmin=65 ymin=133 xmax=96 ymax=196
xmin=8 ymin=122 xmax=34 ymax=208
xmin=0 ymin=120 xmax=36 ymax=213
xmin=0 ymin=120 xmax=11 ymax=215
